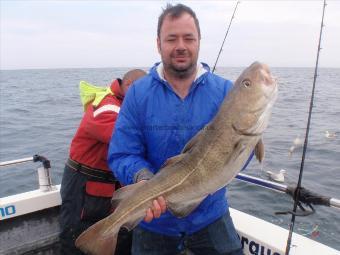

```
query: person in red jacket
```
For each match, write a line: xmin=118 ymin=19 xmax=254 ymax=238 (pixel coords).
xmin=59 ymin=69 xmax=146 ymax=255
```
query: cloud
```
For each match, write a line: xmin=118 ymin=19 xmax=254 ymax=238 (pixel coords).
xmin=1 ymin=1 xmax=339 ymax=69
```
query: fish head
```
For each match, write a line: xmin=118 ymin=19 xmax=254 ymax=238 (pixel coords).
xmin=231 ymin=61 xmax=278 ymax=136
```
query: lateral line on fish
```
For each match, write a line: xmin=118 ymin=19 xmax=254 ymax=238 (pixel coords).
xmin=110 ymin=137 xmax=219 ymax=230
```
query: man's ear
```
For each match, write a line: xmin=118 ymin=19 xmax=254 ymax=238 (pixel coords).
xmin=157 ymin=37 xmax=161 ymax=54
xmin=122 ymin=80 xmax=132 ymax=89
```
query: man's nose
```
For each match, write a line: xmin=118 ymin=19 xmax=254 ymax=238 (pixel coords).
xmin=175 ymin=38 xmax=186 ymax=50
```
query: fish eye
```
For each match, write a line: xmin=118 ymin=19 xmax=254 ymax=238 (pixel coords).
xmin=242 ymin=79 xmax=251 ymax=88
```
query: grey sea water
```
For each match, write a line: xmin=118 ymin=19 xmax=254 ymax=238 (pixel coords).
xmin=0 ymin=67 xmax=339 ymax=251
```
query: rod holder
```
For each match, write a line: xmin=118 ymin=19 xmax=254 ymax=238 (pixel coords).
xmin=37 ymin=166 xmax=53 ymax=191
xmin=33 ymin=155 xmax=53 ymax=191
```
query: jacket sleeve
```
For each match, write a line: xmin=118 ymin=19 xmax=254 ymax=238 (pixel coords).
xmin=108 ymin=86 xmax=155 ymax=185
xmin=83 ymin=97 xmax=119 ymax=144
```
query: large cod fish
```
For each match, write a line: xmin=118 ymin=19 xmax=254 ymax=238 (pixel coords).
xmin=75 ymin=62 xmax=278 ymax=254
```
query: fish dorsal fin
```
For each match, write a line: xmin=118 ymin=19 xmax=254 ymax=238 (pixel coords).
xmin=167 ymin=196 xmax=207 ymax=218
xmin=254 ymin=138 xmax=265 ymax=163
xmin=111 ymin=181 xmax=145 ymax=209
xmin=161 ymin=154 xmax=185 ymax=168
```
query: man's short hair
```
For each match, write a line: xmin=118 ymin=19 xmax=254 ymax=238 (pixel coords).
xmin=157 ymin=3 xmax=201 ymax=39
xmin=122 ymin=69 xmax=146 ymax=83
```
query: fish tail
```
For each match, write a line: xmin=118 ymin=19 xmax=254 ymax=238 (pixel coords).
xmin=75 ymin=219 xmax=119 ymax=255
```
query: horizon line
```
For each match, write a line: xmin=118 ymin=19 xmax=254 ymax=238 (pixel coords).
xmin=1 ymin=65 xmax=339 ymax=71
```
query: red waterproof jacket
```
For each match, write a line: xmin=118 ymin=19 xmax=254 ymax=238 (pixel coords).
xmin=69 ymin=79 xmax=123 ymax=171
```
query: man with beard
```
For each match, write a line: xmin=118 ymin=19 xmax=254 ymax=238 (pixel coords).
xmin=108 ymin=4 xmax=244 ymax=255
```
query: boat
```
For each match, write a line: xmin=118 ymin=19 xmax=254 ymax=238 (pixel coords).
xmin=1 ymin=156 xmax=339 ymax=255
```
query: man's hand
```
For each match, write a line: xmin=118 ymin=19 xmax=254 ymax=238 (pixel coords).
xmin=144 ymin=196 xmax=166 ymax=223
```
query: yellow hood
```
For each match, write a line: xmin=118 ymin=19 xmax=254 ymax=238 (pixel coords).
xmin=79 ymin=81 xmax=114 ymax=111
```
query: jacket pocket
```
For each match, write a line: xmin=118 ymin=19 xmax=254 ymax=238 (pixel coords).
xmin=81 ymin=181 xmax=115 ymax=222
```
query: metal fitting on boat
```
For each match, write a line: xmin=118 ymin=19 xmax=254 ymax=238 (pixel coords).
xmin=37 ymin=166 xmax=53 ymax=191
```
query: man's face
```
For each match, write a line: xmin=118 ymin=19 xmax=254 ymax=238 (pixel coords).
xmin=157 ymin=13 xmax=200 ymax=79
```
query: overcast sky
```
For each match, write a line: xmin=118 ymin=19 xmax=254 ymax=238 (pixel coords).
xmin=1 ymin=0 xmax=339 ymax=70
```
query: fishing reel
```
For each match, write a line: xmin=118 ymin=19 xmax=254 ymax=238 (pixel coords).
xmin=275 ymin=186 xmax=330 ymax=217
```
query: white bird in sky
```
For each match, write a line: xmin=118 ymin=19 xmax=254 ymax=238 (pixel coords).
xmin=266 ymin=169 xmax=286 ymax=183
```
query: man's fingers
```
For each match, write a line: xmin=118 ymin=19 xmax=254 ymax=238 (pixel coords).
xmin=144 ymin=197 xmax=167 ymax=223
xmin=144 ymin=208 xmax=153 ymax=223
xmin=157 ymin=196 xmax=167 ymax=213
xmin=152 ymin=200 xmax=161 ymax=218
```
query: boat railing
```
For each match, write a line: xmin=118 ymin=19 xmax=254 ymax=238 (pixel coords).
xmin=0 ymin=155 xmax=54 ymax=192
xmin=0 ymin=155 xmax=61 ymax=220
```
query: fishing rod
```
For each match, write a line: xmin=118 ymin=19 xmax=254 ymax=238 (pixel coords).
xmin=212 ymin=1 xmax=240 ymax=73
xmin=235 ymin=173 xmax=340 ymax=210
xmin=284 ymin=1 xmax=327 ymax=254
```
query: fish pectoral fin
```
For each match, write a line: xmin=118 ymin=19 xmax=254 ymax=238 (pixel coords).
xmin=75 ymin=218 xmax=118 ymax=255
xmin=161 ymin=154 xmax=185 ymax=168
xmin=167 ymin=196 xmax=206 ymax=218
xmin=111 ymin=181 xmax=145 ymax=209
xmin=254 ymin=138 xmax=265 ymax=163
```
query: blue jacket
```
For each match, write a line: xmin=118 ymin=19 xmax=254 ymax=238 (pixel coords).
xmin=108 ymin=62 xmax=234 ymax=236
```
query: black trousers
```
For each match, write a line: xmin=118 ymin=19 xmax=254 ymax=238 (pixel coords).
xmin=59 ymin=164 xmax=131 ymax=255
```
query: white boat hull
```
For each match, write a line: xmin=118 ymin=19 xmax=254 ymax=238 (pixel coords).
xmin=1 ymin=185 xmax=339 ymax=255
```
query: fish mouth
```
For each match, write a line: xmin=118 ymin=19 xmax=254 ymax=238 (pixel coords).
xmin=233 ymin=62 xmax=278 ymax=137
xmin=262 ymin=74 xmax=278 ymax=100
xmin=233 ymin=83 xmax=277 ymax=137
xmin=259 ymin=77 xmax=278 ymax=113
xmin=246 ymin=79 xmax=278 ymax=114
